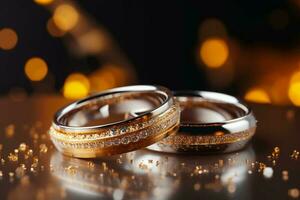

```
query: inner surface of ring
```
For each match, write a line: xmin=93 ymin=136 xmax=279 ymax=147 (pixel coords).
xmin=59 ymin=92 xmax=167 ymax=127
xmin=178 ymin=97 xmax=247 ymax=124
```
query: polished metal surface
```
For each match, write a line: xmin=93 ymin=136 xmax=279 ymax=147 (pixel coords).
xmin=148 ymin=91 xmax=257 ymax=153
xmin=53 ymin=85 xmax=174 ymax=133
xmin=0 ymin=95 xmax=299 ymax=200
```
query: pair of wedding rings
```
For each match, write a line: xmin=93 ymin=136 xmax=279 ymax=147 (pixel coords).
xmin=49 ymin=85 xmax=256 ymax=158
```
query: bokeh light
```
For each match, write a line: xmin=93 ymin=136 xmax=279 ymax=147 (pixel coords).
xmin=34 ymin=0 xmax=53 ymax=5
xmin=0 ymin=28 xmax=18 ymax=50
xmin=77 ymin=30 xmax=106 ymax=54
xmin=288 ymin=71 xmax=300 ymax=106
xmin=53 ymin=4 xmax=79 ymax=32
xmin=46 ymin=18 xmax=65 ymax=37
xmin=244 ymin=88 xmax=271 ymax=103
xmin=24 ymin=57 xmax=48 ymax=81
xmin=63 ymin=73 xmax=90 ymax=99
xmin=89 ymin=64 xmax=129 ymax=92
xmin=200 ymin=38 xmax=229 ymax=68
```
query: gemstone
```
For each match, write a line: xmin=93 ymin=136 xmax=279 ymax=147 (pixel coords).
xmin=120 ymin=127 xmax=128 ymax=134
xmin=140 ymin=131 xmax=148 ymax=139
xmin=131 ymin=135 xmax=139 ymax=142
xmin=121 ymin=137 xmax=130 ymax=144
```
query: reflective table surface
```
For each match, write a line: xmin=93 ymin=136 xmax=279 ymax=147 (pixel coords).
xmin=0 ymin=95 xmax=299 ymax=200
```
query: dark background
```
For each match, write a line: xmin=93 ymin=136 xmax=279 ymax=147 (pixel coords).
xmin=1 ymin=0 xmax=300 ymax=100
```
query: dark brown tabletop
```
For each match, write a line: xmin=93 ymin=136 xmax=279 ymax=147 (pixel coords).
xmin=0 ymin=95 xmax=299 ymax=200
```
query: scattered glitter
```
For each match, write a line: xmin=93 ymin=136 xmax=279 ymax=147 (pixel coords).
xmin=290 ymin=150 xmax=299 ymax=160
xmin=0 ymin=171 xmax=3 ymax=178
xmin=5 ymin=124 xmax=15 ymax=138
xmin=282 ymin=170 xmax=289 ymax=181
xmin=0 ymin=144 xmax=3 ymax=151
xmin=194 ymin=183 xmax=201 ymax=191
xmin=227 ymin=182 xmax=236 ymax=193
xmin=39 ymin=144 xmax=48 ymax=153
xmin=15 ymin=166 xmax=25 ymax=178
xmin=87 ymin=162 xmax=95 ymax=168
xmin=19 ymin=143 xmax=27 ymax=151
xmin=8 ymin=153 xmax=18 ymax=162
xmin=66 ymin=166 xmax=77 ymax=175
xmin=248 ymin=170 xmax=253 ymax=174
xmin=263 ymin=167 xmax=273 ymax=178
xmin=8 ymin=172 xmax=14 ymax=177
xmin=288 ymin=188 xmax=300 ymax=199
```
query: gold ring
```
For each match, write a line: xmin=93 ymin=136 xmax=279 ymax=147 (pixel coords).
xmin=49 ymin=85 xmax=180 ymax=158
xmin=147 ymin=91 xmax=257 ymax=153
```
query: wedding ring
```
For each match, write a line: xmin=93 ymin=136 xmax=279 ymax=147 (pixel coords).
xmin=49 ymin=85 xmax=180 ymax=158
xmin=147 ymin=91 xmax=256 ymax=153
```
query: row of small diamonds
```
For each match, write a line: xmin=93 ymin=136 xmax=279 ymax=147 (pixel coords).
xmin=50 ymin=104 xmax=179 ymax=141
xmin=158 ymin=127 xmax=256 ymax=145
xmin=54 ymin=104 xmax=178 ymax=137
xmin=52 ymin=109 xmax=180 ymax=149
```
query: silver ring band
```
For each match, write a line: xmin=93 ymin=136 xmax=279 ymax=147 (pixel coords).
xmin=49 ymin=85 xmax=180 ymax=157
xmin=147 ymin=91 xmax=257 ymax=153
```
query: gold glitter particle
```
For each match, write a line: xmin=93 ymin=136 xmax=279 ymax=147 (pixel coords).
xmin=8 ymin=172 xmax=14 ymax=177
xmin=227 ymin=183 xmax=236 ymax=193
xmin=39 ymin=144 xmax=48 ymax=153
xmin=0 ymin=171 xmax=3 ymax=177
xmin=0 ymin=144 xmax=3 ymax=151
xmin=290 ymin=150 xmax=299 ymax=160
xmin=19 ymin=143 xmax=27 ymax=151
xmin=87 ymin=162 xmax=95 ymax=168
xmin=288 ymin=188 xmax=300 ymax=199
xmin=15 ymin=166 xmax=25 ymax=178
xmin=8 ymin=153 xmax=18 ymax=162
xmin=272 ymin=147 xmax=280 ymax=158
xmin=194 ymin=183 xmax=201 ymax=191
xmin=66 ymin=165 xmax=77 ymax=175
xmin=5 ymin=124 xmax=15 ymax=138
xmin=282 ymin=170 xmax=289 ymax=181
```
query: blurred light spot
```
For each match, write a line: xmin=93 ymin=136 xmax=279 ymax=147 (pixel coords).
xmin=244 ymin=88 xmax=271 ymax=104
xmin=89 ymin=64 xmax=128 ymax=92
xmin=288 ymin=83 xmax=300 ymax=106
xmin=263 ymin=167 xmax=273 ymax=178
xmin=199 ymin=18 xmax=227 ymax=38
xmin=288 ymin=188 xmax=300 ymax=199
xmin=53 ymin=4 xmax=79 ymax=31
xmin=46 ymin=18 xmax=65 ymax=37
xmin=78 ymin=30 xmax=106 ymax=54
xmin=288 ymin=71 xmax=300 ymax=106
xmin=200 ymin=38 xmax=228 ymax=68
xmin=269 ymin=9 xmax=289 ymax=30
xmin=63 ymin=73 xmax=90 ymax=99
xmin=34 ymin=0 xmax=53 ymax=5
xmin=0 ymin=28 xmax=18 ymax=50
xmin=24 ymin=57 xmax=48 ymax=81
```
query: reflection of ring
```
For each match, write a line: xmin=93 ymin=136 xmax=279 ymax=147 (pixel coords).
xmin=49 ymin=85 xmax=180 ymax=158
xmin=147 ymin=91 xmax=257 ymax=153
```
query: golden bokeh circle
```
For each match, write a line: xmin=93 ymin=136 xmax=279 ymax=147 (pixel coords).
xmin=24 ymin=57 xmax=48 ymax=81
